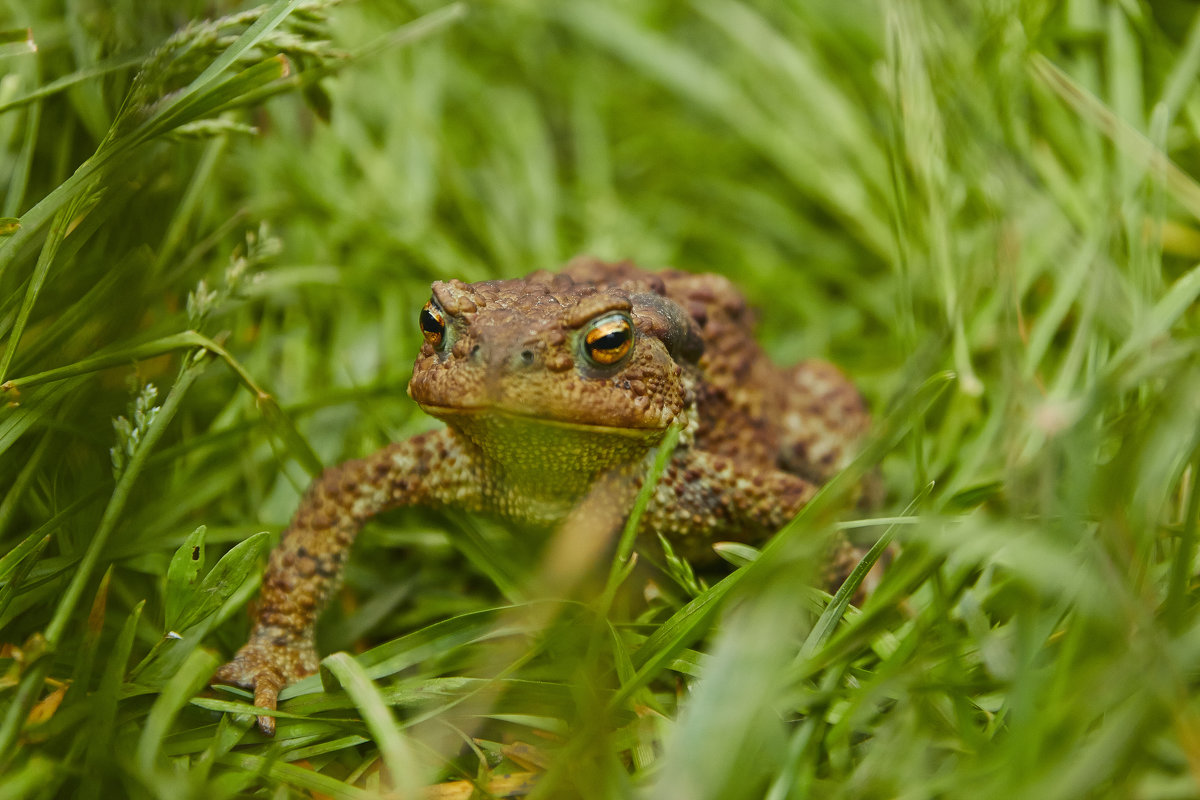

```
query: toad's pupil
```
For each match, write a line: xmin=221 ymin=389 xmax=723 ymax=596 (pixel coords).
xmin=589 ymin=330 xmax=628 ymax=350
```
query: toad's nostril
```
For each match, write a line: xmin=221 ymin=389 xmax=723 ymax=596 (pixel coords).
xmin=469 ymin=344 xmax=482 ymax=359
xmin=519 ymin=349 xmax=535 ymax=366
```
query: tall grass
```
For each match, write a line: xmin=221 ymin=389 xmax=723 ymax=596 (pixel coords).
xmin=1 ymin=0 xmax=1198 ymax=797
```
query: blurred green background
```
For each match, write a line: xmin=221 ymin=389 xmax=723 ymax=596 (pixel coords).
xmin=1 ymin=0 xmax=1199 ymax=797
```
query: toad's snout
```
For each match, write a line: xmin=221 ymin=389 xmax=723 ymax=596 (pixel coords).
xmin=467 ymin=338 xmax=544 ymax=376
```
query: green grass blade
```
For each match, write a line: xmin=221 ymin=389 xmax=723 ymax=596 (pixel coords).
xmin=135 ymin=57 xmax=292 ymax=145
xmin=319 ymin=652 xmax=422 ymax=794
xmin=161 ymin=0 xmax=307 ymax=117
xmin=42 ymin=358 xmax=206 ymax=646
xmin=0 ymin=431 xmax=49 ymax=539
xmin=613 ymin=368 xmax=952 ymax=710
xmin=134 ymin=648 xmax=219 ymax=774
xmin=797 ymin=489 xmax=930 ymax=660
xmin=0 ymin=534 xmax=49 ymax=625
xmin=0 ymin=529 xmax=51 ymax=586
xmin=219 ymin=752 xmax=376 ymax=799
xmin=0 ymin=55 xmax=143 ymax=116
xmin=602 ymin=423 xmax=681 ymax=603
xmin=1031 ymin=54 xmax=1200 ymax=221
xmin=3 ymin=50 xmax=39 ymax=219
xmin=0 ymin=756 xmax=57 ymax=799
xmin=1109 ymin=262 xmax=1200 ymax=371
xmin=0 ymin=200 xmax=78 ymax=383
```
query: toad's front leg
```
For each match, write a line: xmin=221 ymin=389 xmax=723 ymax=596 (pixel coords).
xmin=212 ymin=428 xmax=480 ymax=735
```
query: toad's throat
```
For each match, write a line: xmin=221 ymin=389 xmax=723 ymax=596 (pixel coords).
xmin=417 ymin=403 xmax=665 ymax=509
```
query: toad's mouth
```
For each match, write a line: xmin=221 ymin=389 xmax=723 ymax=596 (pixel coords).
xmin=416 ymin=403 xmax=669 ymax=437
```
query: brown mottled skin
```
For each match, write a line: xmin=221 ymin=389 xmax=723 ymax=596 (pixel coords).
xmin=213 ymin=258 xmax=871 ymax=734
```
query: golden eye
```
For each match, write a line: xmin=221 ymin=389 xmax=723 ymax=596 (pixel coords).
xmin=419 ymin=301 xmax=445 ymax=348
xmin=583 ymin=313 xmax=633 ymax=366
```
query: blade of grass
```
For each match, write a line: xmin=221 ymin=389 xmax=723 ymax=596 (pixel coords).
xmin=1 ymin=331 xmax=255 ymax=392
xmin=0 ymin=195 xmax=86 ymax=383
xmin=1160 ymin=7 xmax=1200 ymax=119
xmin=153 ymin=137 xmax=227 ymax=274
xmin=0 ymin=756 xmax=56 ymax=799
xmin=219 ymin=752 xmax=376 ymax=799
xmin=1 ymin=330 xmax=321 ymax=474
xmin=319 ymin=652 xmax=422 ymax=795
xmin=212 ymin=3 xmax=470 ymax=113
xmin=0 ymin=353 xmax=207 ymax=763
xmin=1107 ymin=262 xmax=1200 ymax=376
xmin=134 ymin=648 xmax=219 ymax=774
xmin=0 ymin=534 xmax=49 ymax=625
xmin=1031 ymin=54 xmax=1200 ymax=222
xmin=2 ymin=49 xmax=39 ymax=218
xmin=600 ymin=423 xmax=681 ymax=608
xmin=1167 ymin=449 xmax=1200 ymax=630
xmin=136 ymin=56 xmax=292 ymax=145
xmin=137 ymin=0 xmax=308 ymax=139
xmin=0 ymin=1 xmax=314 ymax=290
xmin=0 ymin=28 xmax=32 ymax=46
xmin=63 ymin=566 xmax=112 ymax=710
xmin=43 ymin=357 xmax=206 ymax=644
xmin=189 ymin=713 xmax=254 ymax=787
xmin=0 ymin=54 xmax=143 ymax=116
xmin=284 ymin=605 xmax=538 ymax=697
xmin=0 ymin=429 xmax=50 ymax=538
xmin=0 ymin=526 xmax=54 ymax=586
xmin=0 ymin=127 xmax=125 ymax=286
xmin=612 ymin=368 xmax=951 ymax=710
xmin=798 ymin=487 xmax=931 ymax=660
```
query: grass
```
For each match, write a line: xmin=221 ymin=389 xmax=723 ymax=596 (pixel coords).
xmin=1 ymin=0 xmax=1199 ymax=797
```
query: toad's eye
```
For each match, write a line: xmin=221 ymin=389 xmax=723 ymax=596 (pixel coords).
xmin=583 ymin=313 xmax=634 ymax=366
xmin=419 ymin=301 xmax=446 ymax=348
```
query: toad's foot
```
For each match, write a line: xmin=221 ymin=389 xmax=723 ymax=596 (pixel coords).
xmin=212 ymin=638 xmax=319 ymax=736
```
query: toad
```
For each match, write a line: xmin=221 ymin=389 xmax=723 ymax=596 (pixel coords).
xmin=213 ymin=257 xmax=872 ymax=734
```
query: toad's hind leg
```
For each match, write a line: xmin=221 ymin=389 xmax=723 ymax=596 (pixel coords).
xmin=776 ymin=359 xmax=887 ymax=597
xmin=643 ymin=449 xmax=871 ymax=592
xmin=645 ymin=449 xmax=819 ymax=562
xmin=775 ymin=359 xmax=870 ymax=485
